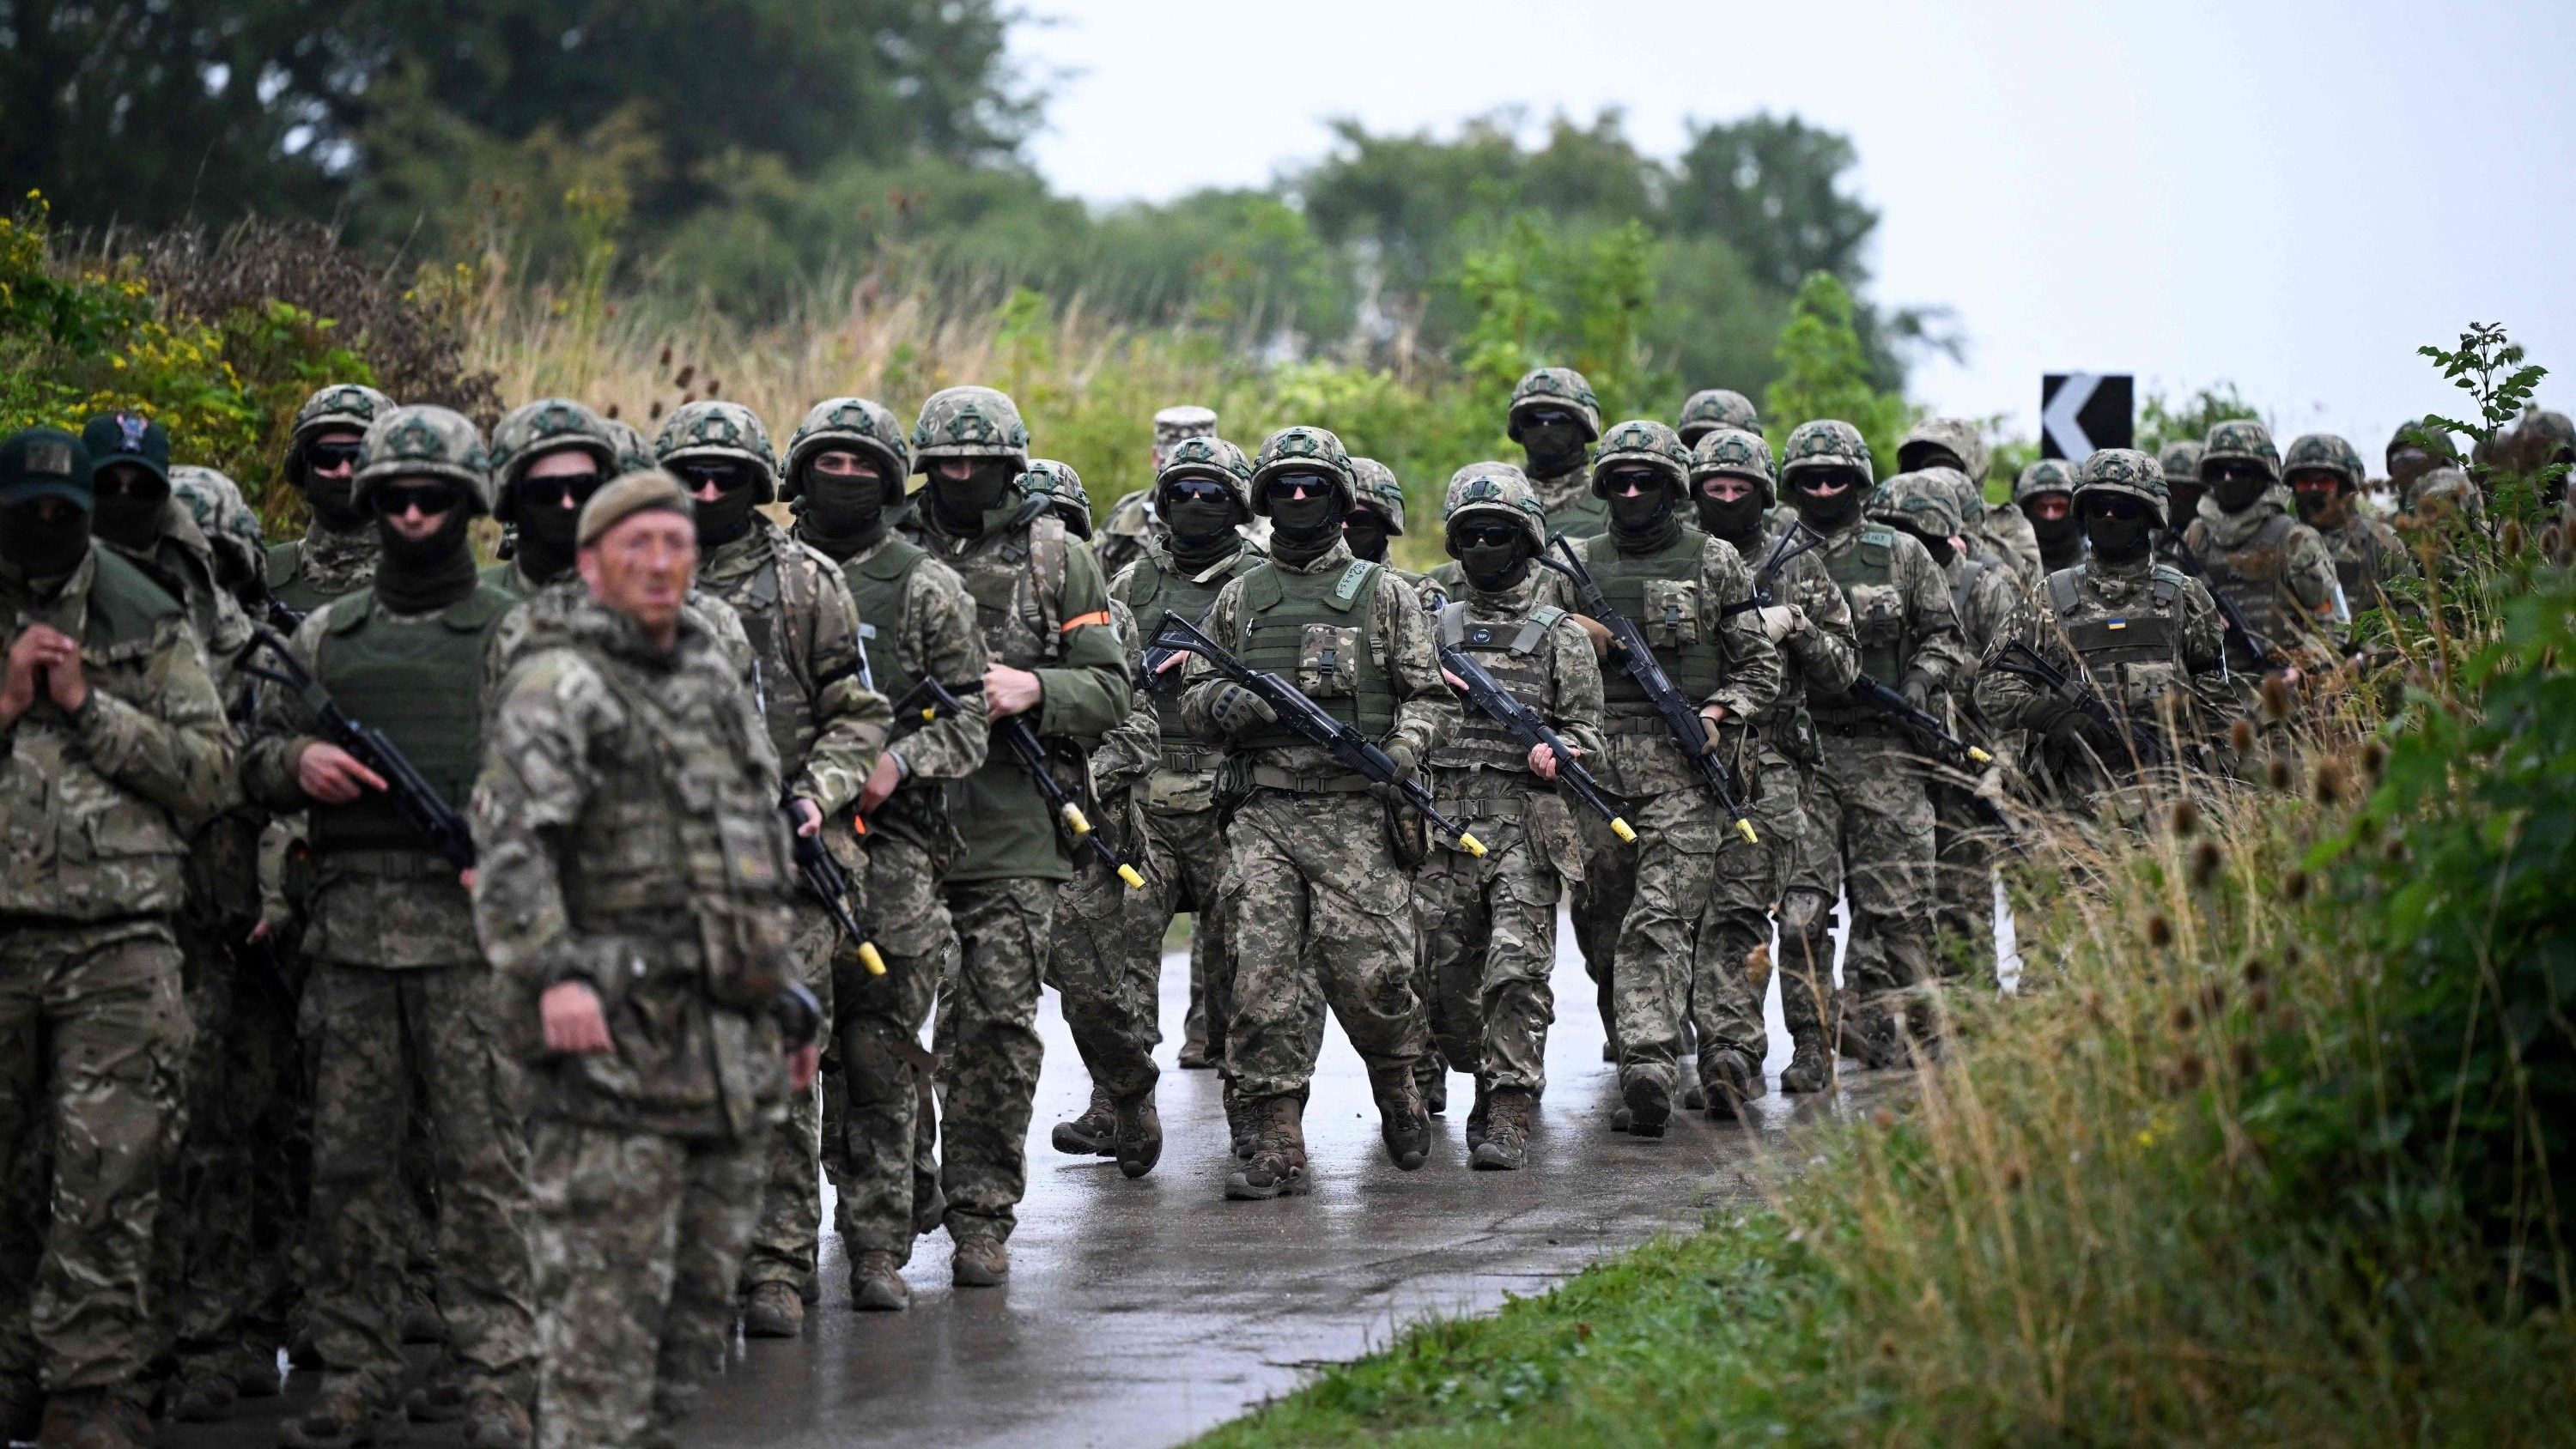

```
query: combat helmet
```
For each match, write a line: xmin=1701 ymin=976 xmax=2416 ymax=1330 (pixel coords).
xmin=1676 ymin=389 xmax=1759 ymax=445
xmin=489 ymin=398 xmax=617 ymax=524
xmin=1154 ymin=435 xmax=1255 ymax=516
xmin=1152 ymin=404 xmax=1219 ymax=454
xmin=600 ymin=417 xmax=657 ymax=475
xmin=2074 ymin=447 xmax=2169 ymax=528
xmin=2281 ymin=433 xmax=2366 ymax=492
xmin=2201 ymin=419 xmax=2281 ymax=481
xmin=782 ymin=397 xmax=909 ymax=502
xmin=1587 ymin=419 xmax=1692 ymax=499
xmin=1506 ymin=367 xmax=1602 ymax=441
xmin=1868 ymin=469 xmax=1966 ymax=543
xmin=1688 ymin=427 xmax=1778 ymax=507
xmin=1780 ymin=419 xmax=1876 ymax=488
xmin=2156 ymin=440 xmax=2205 ymax=493
xmin=2014 ymin=457 xmax=2079 ymax=506
xmin=910 ymin=386 xmax=1031 ymax=474
xmin=1443 ymin=462 xmax=1546 ymax=554
xmin=654 ymin=401 xmax=780 ymax=502
xmin=1022 ymin=458 xmax=1092 ymax=539
xmin=170 ymin=464 xmax=265 ymax=587
xmin=1349 ymin=458 xmax=1407 ymax=535
xmin=1898 ymin=416 xmax=1991 ymax=482
xmin=1248 ymin=426 xmax=1355 ymax=515
xmin=355 ymin=405 xmax=495 ymax=516
xmin=286 ymin=383 xmax=397 ymax=490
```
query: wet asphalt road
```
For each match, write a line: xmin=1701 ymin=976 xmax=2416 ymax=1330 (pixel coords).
xmin=167 ymin=902 xmax=1923 ymax=1448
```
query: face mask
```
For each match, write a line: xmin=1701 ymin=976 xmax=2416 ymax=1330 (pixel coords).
xmin=1794 ymin=484 xmax=1862 ymax=530
xmin=378 ymin=506 xmax=471 ymax=573
xmin=1695 ymin=491 xmax=1766 ymax=542
xmin=1603 ymin=470 xmax=1674 ymax=536
xmin=2028 ymin=510 xmax=2083 ymax=555
xmin=1520 ymin=421 xmax=1589 ymax=477
xmin=803 ymin=472 xmax=886 ymax=540
xmin=2210 ymin=475 xmax=2269 ymax=514
xmin=2166 ymin=483 xmax=2203 ymax=526
xmin=927 ymin=460 xmax=1018 ymax=529
xmin=1268 ymin=490 xmax=1343 ymax=546
xmin=2083 ymin=511 xmax=2153 ymax=561
xmin=1341 ymin=514 xmax=1391 ymax=563
xmin=2 ymin=503 xmax=92 ymax=581
xmin=2292 ymin=487 xmax=2334 ymax=524
xmin=306 ymin=468 xmax=364 ymax=529
xmin=1460 ymin=537 xmax=1529 ymax=591
xmin=90 ymin=476 xmax=169 ymax=552
xmin=690 ymin=486 xmax=758 ymax=547
xmin=1907 ymin=528 xmax=1958 ymax=567
xmin=1163 ymin=496 xmax=1236 ymax=546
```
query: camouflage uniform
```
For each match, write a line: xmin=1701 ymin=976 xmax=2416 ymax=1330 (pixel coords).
xmin=1899 ymin=416 xmax=2042 ymax=589
xmin=910 ymin=388 xmax=1128 ymax=1258
xmin=2016 ymin=458 xmax=2085 ymax=574
xmin=470 ymin=574 xmax=804 ymax=1449
xmin=2184 ymin=420 xmax=2347 ymax=670
xmin=2153 ymin=440 xmax=2206 ymax=573
xmin=239 ymin=407 xmax=537 ymax=1440
xmin=1681 ymin=428 xmax=1856 ymax=1099
xmin=1093 ymin=405 xmax=1218 ymax=584
xmin=0 ymin=427 xmax=233 ymax=1441
xmin=1181 ymin=426 xmax=1459 ymax=1195
xmin=652 ymin=402 xmax=890 ymax=1312
xmin=481 ymin=398 xmax=622 ymax=601
xmin=1510 ymin=367 xmax=1610 ymax=539
xmin=778 ymin=398 xmax=990 ymax=1291
xmin=1787 ymin=421 xmax=1971 ymax=1065
xmin=1674 ymin=388 xmax=1759 ymax=448
xmin=267 ymin=385 xmax=394 ymax=615
xmin=2282 ymin=433 xmax=2418 ymax=618
xmin=1976 ymin=450 xmax=2229 ymax=809
xmin=1054 ymin=438 xmax=1262 ymax=1175
xmin=1413 ymin=464 xmax=1605 ymax=1156
xmin=1533 ymin=421 xmax=1781 ymax=1133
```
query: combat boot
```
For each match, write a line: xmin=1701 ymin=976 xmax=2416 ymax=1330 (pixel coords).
xmin=1049 ymin=1086 xmax=1117 ymax=1156
xmin=1471 ymin=1088 xmax=1536 ymax=1171
xmin=851 ymin=1250 xmax=910 ymax=1312
xmin=951 ymin=1231 xmax=1010 ymax=1288
xmin=1619 ymin=1070 xmax=1671 ymax=1139
xmin=1701 ymin=1048 xmax=1764 ymax=1121
xmin=1778 ymin=1029 xmax=1833 ymax=1094
xmin=1370 ymin=1064 xmax=1431 ymax=1170
xmin=1177 ymin=1022 xmax=1213 ymax=1070
xmin=740 ymin=1280 xmax=805 ymax=1337
xmin=1223 ymin=1082 xmax=1255 ymax=1159
xmin=911 ymin=1174 xmax=945 ymax=1237
xmin=1413 ymin=1051 xmax=1448 ymax=1117
xmin=1112 ymin=1088 xmax=1162 ymax=1179
xmin=1224 ymin=1096 xmax=1309 ymax=1199
xmin=35 ymin=1390 xmax=152 ymax=1449
xmin=1839 ymin=1003 xmax=1900 ymax=1070
xmin=460 ymin=1394 xmax=531 ymax=1449
xmin=277 ymin=1385 xmax=400 ymax=1447
xmin=398 ymin=1284 xmax=443 ymax=1345
xmin=1463 ymin=1076 xmax=1492 ymax=1154
xmin=169 ymin=1371 xmax=240 ymax=1423
xmin=1680 ymin=1081 xmax=1706 ymax=1112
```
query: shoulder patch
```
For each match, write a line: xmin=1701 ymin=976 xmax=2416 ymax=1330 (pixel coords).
xmin=1335 ymin=558 xmax=1379 ymax=604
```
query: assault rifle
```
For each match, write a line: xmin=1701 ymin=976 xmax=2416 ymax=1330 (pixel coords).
xmin=1842 ymin=672 xmax=2023 ymax=852
xmin=1145 ymin=613 xmax=1487 ymax=858
xmin=1139 ymin=599 xmax=1217 ymax=684
xmin=2164 ymin=533 xmax=2283 ymax=673
xmin=1537 ymin=534 xmax=1758 ymax=845
xmin=1435 ymin=640 xmax=1637 ymax=843
xmin=784 ymin=800 xmax=886 ymax=976
xmin=1721 ymin=519 xmax=1828 ymax=617
xmin=258 ymin=586 xmax=307 ymax=634
xmin=891 ymin=676 xmax=1145 ymax=888
xmin=1981 ymin=639 xmax=2166 ymax=767
xmin=241 ymin=626 xmax=476 ymax=871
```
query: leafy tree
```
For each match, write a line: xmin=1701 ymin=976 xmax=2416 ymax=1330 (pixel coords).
xmin=1670 ymin=113 xmax=1879 ymax=295
xmin=2136 ymin=381 xmax=2263 ymax=453
xmin=1763 ymin=271 xmax=1909 ymax=469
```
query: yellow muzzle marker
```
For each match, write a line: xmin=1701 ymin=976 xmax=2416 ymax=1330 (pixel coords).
xmin=1608 ymin=815 xmax=1638 ymax=844
xmin=1456 ymin=830 xmax=1488 ymax=858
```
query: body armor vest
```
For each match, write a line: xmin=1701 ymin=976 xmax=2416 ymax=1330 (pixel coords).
xmin=1949 ymin=555 xmax=1992 ymax=634
xmin=1545 ymin=491 xmax=1611 ymax=541
xmin=2194 ymin=511 xmax=2298 ymax=635
xmin=311 ymin=584 xmax=513 ymax=855
xmin=842 ymin=536 xmax=929 ymax=705
xmin=268 ymin=538 xmax=359 ymax=614
xmin=1584 ymin=527 xmax=1728 ymax=716
xmin=954 ymin=511 xmax=1069 ymax=670
xmin=705 ymin=530 xmax=829 ymax=770
xmin=1233 ymin=558 xmax=1394 ymax=749
xmin=1128 ymin=545 xmax=1258 ymax=749
xmin=2048 ymin=566 xmax=2192 ymax=716
xmin=1431 ymin=602 xmax=1567 ymax=773
xmin=1826 ymin=524 xmax=1911 ymax=683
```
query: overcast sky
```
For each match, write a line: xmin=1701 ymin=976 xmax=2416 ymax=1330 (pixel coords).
xmin=1020 ymin=0 xmax=2574 ymax=456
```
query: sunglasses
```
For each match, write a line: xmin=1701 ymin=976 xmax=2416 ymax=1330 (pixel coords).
xmin=371 ymin=481 xmax=465 ymax=518
xmin=2202 ymin=462 xmax=2266 ymax=487
xmin=671 ymin=461 xmax=758 ymax=494
xmin=519 ymin=470 xmax=606 ymax=511
xmin=303 ymin=440 xmax=363 ymax=473
xmin=1266 ymin=473 xmax=1330 ymax=499
xmin=1522 ymin=409 xmax=1578 ymax=430
xmin=1602 ymin=468 xmax=1666 ymax=494
xmin=2079 ymin=494 xmax=2148 ymax=521
xmin=1451 ymin=522 xmax=1524 ymax=549
xmin=1163 ymin=479 xmax=1232 ymax=506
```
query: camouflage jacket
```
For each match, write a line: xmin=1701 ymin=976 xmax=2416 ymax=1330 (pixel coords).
xmin=2317 ymin=511 xmax=2420 ymax=614
xmin=1803 ymin=518 xmax=1971 ymax=724
xmin=696 ymin=513 xmax=890 ymax=817
xmin=795 ymin=527 xmax=990 ymax=789
xmin=1092 ymin=486 xmax=1157 ymax=583
xmin=1975 ymin=554 xmax=2231 ymax=772
xmin=266 ymin=518 xmax=378 ymax=609
xmin=1741 ymin=519 xmax=1859 ymax=727
xmin=471 ymin=591 xmax=796 ymax=1142
xmin=481 ymin=575 xmax=759 ymax=698
xmin=1109 ymin=534 xmax=1259 ymax=815
xmin=2183 ymin=492 xmax=2344 ymax=656
xmin=1980 ymin=503 xmax=2045 ymax=590
xmin=920 ymin=498 xmax=1130 ymax=882
xmin=0 ymin=547 xmax=235 ymax=921
xmin=1180 ymin=537 xmax=1459 ymax=782
xmin=1091 ymin=597 xmax=1163 ymax=803
xmin=1532 ymin=530 xmax=1782 ymax=798
xmin=106 ymin=499 xmax=256 ymax=709
xmin=1427 ymin=570 xmax=1606 ymax=877
xmin=1532 ymin=461 xmax=1610 ymax=540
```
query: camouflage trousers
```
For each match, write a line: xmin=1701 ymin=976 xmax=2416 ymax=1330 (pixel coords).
xmin=1693 ymin=751 xmax=1842 ymax=1073
xmin=1931 ymin=779 xmax=1997 ymax=983
xmin=1412 ymin=815 xmax=1560 ymax=1093
xmin=1812 ymin=728 xmax=1939 ymax=1038
xmin=1053 ymin=797 xmax=1233 ymax=1101
xmin=738 ymin=901 xmax=835 ymax=1296
xmin=301 ymin=961 xmax=535 ymax=1406
xmin=1582 ymin=785 xmax=1735 ymax=1099
xmin=935 ymin=876 xmax=1055 ymax=1243
xmin=1566 ymin=856 xmax=1623 ymax=1057
xmin=826 ymin=831 xmax=951 ymax=1266
xmin=528 ymin=1119 xmax=762 ymax=1449
xmin=0 ymin=919 xmax=185 ymax=1397
xmin=1224 ymin=791 xmax=1428 ymax=1100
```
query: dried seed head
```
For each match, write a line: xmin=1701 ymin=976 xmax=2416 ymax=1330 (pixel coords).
xmin=2382 ymin=835 xmax=2409 ymax=867
xmin=2360 ymin=738 xmax=2388 ymax=783
xmin=2281 ymin=868 xmax=2310 ymax=901
xmin=2232 ymin=1040 xmax=2258 ymax=1077
xmin=659 ymin=345 xmax=674 ymax=367
xmin=2230 ymin=718 xmax=2257 ymax=754
xmin=706 ymin=377 xmax=722 ymax=397
xmin=1872 ymin=1106 xmax=1897 ymax=1131
xmin=2248 ymin=982 xmax=2272 ymax=1013
xmin=2201 ymin=980 xmax=2227 ymax=1016
xmin=1747 ymin=942 xmax=1772 ymax=978
xmin=2174 ymin=1050 xmax=2207 ymax=1089
xmin=2239 ymin=955 xmax=2267 ymax=986
xmin=648 ymin=400 xmax=664 ymax=421
xmin=2146 ymin=912 xmax=2174 ymax=949
xmin=2083 ymin=990 xmax=2108 ymax=1024
xmin=2190 ymin=838 xmax=2225 ymax=888
xmin=603 ymin=402 xmax=621 ymax=420
xmin=2354 ymin=812 xmax=2381 ymax=844
xmin=2281 ymin=940 xmax=2303 ymax=968
xmin=2312 ymin=759 xmax=2348 ymax=806
xmin=2171 ymin=999 xmax=2198 ymax=1031
xmin=680 ymin=391 xmax=696 ymax=407
xmin=675 ymin=363 xmax=696 ymax=388
xmin=2267 ymin=755 xmax=2293 ymax=791
xmin=2170 ymin=798 xmax=2202 ymax=837
xmin=2002 ymin=1158 xmax=2028 ymax=1191
xmin=2501 ymin=517 xmax=2526 ymax=559
xmin=2260 ymin=673 xmax=2293 ymax=723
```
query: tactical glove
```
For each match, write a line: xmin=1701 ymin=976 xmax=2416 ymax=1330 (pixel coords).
xmin=1205 ymin=682 xmax=1278 ymax=737
xmin=1900 ymin=669 xmax=1941 ymax=713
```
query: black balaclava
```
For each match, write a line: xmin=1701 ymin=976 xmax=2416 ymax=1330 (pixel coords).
xmin=1161 ymin=482 xmax=1242 ymax=572
xmin=1456 ymin=530 xmax=1531 ymax=591
xmin=1894 ymin=524 xmax=1957 ymax=567
xmin=373 ymin=500 xmax=478 ymax=614
xmin=691 ymin=483 xmax=759 ymax=548
xmin=927 ymin=458 xmax=1019 ymax=535
xmin=1790 ymin=468 xmax=1867 ymax=530
xmin=2290 ymin=476 xmax=2343 ymax=526
xmin=1266 ymin=479 xmax=1346 ymax=565
xmin=2026 ymin=499 xmax=2082 ymax=561
xmin=514 ymin=494 xmax=582 ymax=585
xmin=1518 ymin=417 xmax=1590 ymax=479
xmin=1342 ymin=512 xmax=1392 ymax=564
xmin=1694 ymin=484 xmax=1768 ymax=547
xmin=2 ymin=501 xmax=93 ymax=585
xmin=1603 ymin=467 xmax=1680 ymax=552
xmin=2209 ymin=469 xmax=2269 ymax=515
xmin=91 ymin=469 xmax=170 ymax=553
xmin=2082 ymin=500 xmax=2154 ymax=562
xmin=798 ymin=470 xmax=890 ymax=561
xmin=304 ymin=455 xmax=367 ymax=531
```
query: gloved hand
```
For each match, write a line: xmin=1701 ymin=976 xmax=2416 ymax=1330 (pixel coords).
xmin=2033 ymin=698 xmax=2120 ymax=758
xmin=1900 ymin=669 xmax=1940 ymax=713
xmin=1755 ymin=603 xmax=1806 ymax=644
xmin=1370 ymin=739 xmax=1420 ymax=800
xmin=1205 ymin=682 xmax=1278 ymax=737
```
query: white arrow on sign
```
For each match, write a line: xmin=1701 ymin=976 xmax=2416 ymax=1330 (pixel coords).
xmin=2043 ymin=373 xmax=2101 ymax=459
